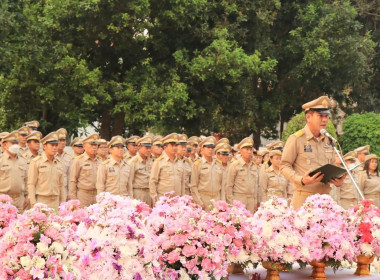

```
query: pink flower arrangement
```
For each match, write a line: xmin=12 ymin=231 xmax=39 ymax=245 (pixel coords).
xmin=71 ymin=192 xmax=160 ymax=279
xmin=147 ymin=194 xmax=229 ymax=280
xmin=209 ymin=200 xmax=259 ymax=269
xmin=252 ymin=197 xmax=310 ymax=268
xmin=349 ymin=199 xmax=380 ymax=257
xmin=296 ymin=194 xmax=356 ymax=270
xmin=0 ymin=195 xmax=18 ymax=237
xmin=0 ymin=203 xmax=80 ymax=279
xmin=59 ymin=200 xmax=87 ymax=225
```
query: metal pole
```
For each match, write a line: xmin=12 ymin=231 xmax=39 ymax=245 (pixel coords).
xmin=331 ymin=142 xmax=365 ymax=200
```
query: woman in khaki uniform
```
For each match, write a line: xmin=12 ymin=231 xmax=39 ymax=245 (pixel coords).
xmin=359 ymin=154 xmax=380 ymax=207
xmin=260 ymin=150 xmax=291 ymax=202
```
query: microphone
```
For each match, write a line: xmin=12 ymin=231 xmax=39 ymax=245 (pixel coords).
xmin=320 ymin=129 xmax=337 ymax=143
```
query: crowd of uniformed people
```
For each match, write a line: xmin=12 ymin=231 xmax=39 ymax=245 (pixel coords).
xmin=0 ymin=96 xmax=379 ymax=213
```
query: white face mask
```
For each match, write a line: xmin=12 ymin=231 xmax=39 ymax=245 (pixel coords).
xmin=8 ymin=144 xmax=20 ymax=155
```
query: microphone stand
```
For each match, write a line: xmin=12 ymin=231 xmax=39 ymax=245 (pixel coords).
xmin=330 ymin=141 xmax=365 ymax=200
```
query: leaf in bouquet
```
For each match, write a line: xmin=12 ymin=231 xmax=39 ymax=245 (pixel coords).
xmin=31 ymin=231 xmax=41 ymax=245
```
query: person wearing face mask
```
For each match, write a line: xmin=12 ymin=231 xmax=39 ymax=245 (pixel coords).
xmin=27 ymin=132 xmax=66 ymax=210
xmin=149 ymin=133 xmax=184 ymax=205
xmin=0 ymin=131 xmax=29 ymax=212
xmin=69 ymin=134 xmax=101 ymax=207
xmin=128 ymin=136 xmax=154 ymax=206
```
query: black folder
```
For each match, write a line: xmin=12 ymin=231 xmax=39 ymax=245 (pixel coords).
xmin=309 ymin=164 xmax=347 ymax=184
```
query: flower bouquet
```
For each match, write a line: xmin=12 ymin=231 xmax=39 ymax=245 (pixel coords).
xmin=59 ymin=199 xmax=87 ymax=225
xmin=0 ymin=203 xmax=79 ymax=279
xmin=147 ymin=194 xmax=229 ymax=280
xmin=209 ymin=200 xmax=259 ymax=271
xmin=252 ymin=197 xmax=309 ymax=274
xmin=296 ymin=194 xmax=356 ymax=273
xmin=349 ymin=199 xmax=380 ymax=275
xmin=0 ymin=194 xmax=18 ymax=237
xmin=72 ymin=192 xmax=159 ymax=280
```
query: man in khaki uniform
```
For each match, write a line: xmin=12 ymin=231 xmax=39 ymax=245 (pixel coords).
xmin=149 ymin=133 xmax=184 ymax=204
xmin=18 ymin=126 xmax=29 ymax=154
xmin=28 ymin=132 xmax=66 ymax=210
xmin=280 ymin=96 xmax=346 ymax=210
xmin=24 ymin=131 xmax=43 ymax=163
xmin=335 ymin=151 xmax=360 ymax=209
xmin=188 ymin=136 xmax=200 ymax=162
xmin=124 ymin=135 xmax=139 ymax=160
xmin=226 ymin=137 xmax=258 ymax=212
xmin=0 ymin=131 xmax=29 ymax=212
xmin=176 ymin=134 xmax=192 ymax=195
xmin=151 ymin=136 xmax=163 ymax=160
xmin=128 ymin=136 xmax=154 ymax=206
xmin=69 ymin=134 xmax=101 ymax=206
xmin=56 ymin=128 xmax=73 ymax=199
xmin=71 ymin=137 xmax=84 ymax=157
xmin=97 ymin=136 xmax=130 ymax=196
xmin=185 ymin=141 xmax=194 ymax=158
xmin=97 ymin=139 xmax=109 ymax=161
xmin=191 ymin=136 xmax=224 ymax=210
xmin=24 ymin=120 xmax=40 ymax=135
xmin=216 ymin=138 xmax=230 ymax=146
xmin=0 ymin=132 xmax=10 ymax=154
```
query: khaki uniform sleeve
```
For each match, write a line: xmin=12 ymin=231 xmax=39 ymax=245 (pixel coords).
xmin=280 ymin=135 xmax=303 ymax=186
xmin=226 ymin=163 xmax=237 ymax=203
xmin=59 ymin=163 xmax=66 ymax=203
xmin=22 ymin=158 xmax=28 ymax=199
xmin=149 ymin=160 xmax=160 ymax=200
xmin=260 ymin=170 xmax=269 ymax=202
xmin=220 ymin=167 xmax=226 ymax=201
xmin=128 ymin=161 xmax=136 ymax=198
xmin=358 ymin=172 xmax=367 ymax=195
xmin=190 ymin=162 xmax=203 ymax=207
xmin=27 ymin=159 xmax=38 ymax=205
xmin=96 ymin=163 xmax=107 ymax=194
xmin=69 ymin=158 xmax=80 ymax=199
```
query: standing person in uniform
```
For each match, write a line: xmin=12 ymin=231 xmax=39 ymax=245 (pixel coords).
xmin=25 ymin=132 xmax=43 ymax=163
xmin=27 ymin=132 xmax=66 ymax=210
xmin=0 ymin=131 xmax=29 ymax=212
xmin=97 ymin=139 xmax=109 ymax=161
xmin=18 ymin=127 xmax=29 ymax=154
xmin=96 ymin=136 xmax=130 ymax=196
xmin=358 ymin=154 xmax=380 ymax=208
xmin=149 ymin=133 xmax=184 ymax=205
xmin=56 ymin=128 xmax=73 ymax=200
xmin=124 ymin=136 xmax=140 ymax=161
xmin=69 ymin=134 xmax=101 ymax=207
xmin=260 ymin=150 xmax=292 ymax=202
xmin=190 ymin=136 xmax=224 ymax=210
xmin=0 ymin=132 xmax=9 ymax=155
xmin=226 ymin=137 xmax=258 ymax=212
xmin=280 ymin=96 xmax=346 ymax=210
xmin=215 ymin=143 xmax=231 ymax=193
xmin=335 ymin=151 xmax=360 ymax=209
xmin=177 ymin=134 xmax=192 ymax=195
xmin=151 ymin=136 xmax=163 ymax=161
xmin=354 ymin=145 xmax=370 ymax=173
xmin=71 ymin=137 xmax=84 ymax=157
xmin=188 ymin=136 xmax=200 ymax=162
xmin=128 ymin=136 xmax=154 ymax=206
xmin=24 ymin=121 xmax=40 ymax=134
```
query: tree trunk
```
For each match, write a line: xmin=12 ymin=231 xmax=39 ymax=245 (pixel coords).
xmin=111 ymin=111 xmax=125 ymax=137
xmin=99 ymin=110 xmax=111 ymax=140
xmin=253 ymin=128 xmax=261 ymax=150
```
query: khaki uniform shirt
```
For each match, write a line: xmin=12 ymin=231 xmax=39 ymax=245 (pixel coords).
xmin=190 ymin=157 xmax=225 ymax=206
xmin=96 ymin=157 xmax=130 ymax=196
xmin=149 ymin=154 xmax=184 ymax=199
xmin=359 ymin=171 xmax=380 ymax=207
xmin=69 ymin=153 xmax=101 ymax=199
xmin=179 ymin=156 xmax=192 ymax=194
xmin=19 ymin=146 xmax=29 ymax=154
xmin=24 ymin=150 xmax=40 ymax=164
xmin=260 ymin=165 xmax=291 ymax=201
xmin=216 ymin=159 xmax=229 ymax=187
xmin=280 ymin=124 xmax=334 ymax=194
xmin=0 ymin=151 xmax=28 ymax=196
xmin=57 ymin=151 xmax=73 ymax=190
xmin=27 ymin=153 xmax=65 ymax=205
xmin=128 ymin=153 xmax=153 ymax=196
xmin=226 ymin=158 xmax=258 ymax=203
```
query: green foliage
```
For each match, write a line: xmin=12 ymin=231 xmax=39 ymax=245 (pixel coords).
xmin=281 ymin=112 xmax=337 ymax=143
xmin=340 ymin=113 xmax=380 ymax=156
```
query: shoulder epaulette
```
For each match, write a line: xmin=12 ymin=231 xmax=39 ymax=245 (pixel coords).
xmin=133 ymin=157 xmax=138 ymax=163
xmin=295 ymin=129 xmax=305 ymax=138
xmin=232 ymin=160 xmax=240 ymax=166
xmin=32 ymin=156 xmax=41 ymax=162
xmin=76 ymin=154 xmax=84 ymax=159
xmin=265 ymin=167 xmax=271 ymax=172
xmin=187 ymin=158 xmax=192 ymax=164
xmin=194 ymin=159 xmax=201 ymax=166
xmin=156 ymin=155 xmax=163 ymax=161
xmin=102 ymin=159 xmax=110 ymax=165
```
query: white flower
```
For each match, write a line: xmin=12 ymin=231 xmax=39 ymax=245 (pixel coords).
xmin=36 ymin=242 xmax=49 ymax=255
xmin=372 ymin=229 xmax=380 ymax=239
xmin=361 ymin=243 xmax=374 ymax=256
xmin=283 ymin=252 xmax=295 ymax=263
xmin=262 ymin=221 xmax=273 ymax=238
xmin=179 ymin=268 xmax=191 ymax=280
xmin=50 ymin=241 xmax=64 ymax=254
xmin=32 ymin=256 xmax=46 ymax=269
xmin=250 ymin=253 xmax=260 ymax=263
xmin=372 ymin=217 xmax=380 ymax=226
xmin=20 ymin=256 xmax=32 ymax=269
xmin=236 ymin=250 xmax=250 ymax=263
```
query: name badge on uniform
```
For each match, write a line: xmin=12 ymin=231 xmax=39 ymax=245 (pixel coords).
xmin=323 ymin=143 xmax=331 ymax=149
xmin=304 ymin=141 xmax=312 ymax=152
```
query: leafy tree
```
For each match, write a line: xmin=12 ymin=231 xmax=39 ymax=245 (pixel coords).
xmin=281 ymin=111 xmax=337 ymax=143
xmin=340 ymin=113 xmax=380 ymax=156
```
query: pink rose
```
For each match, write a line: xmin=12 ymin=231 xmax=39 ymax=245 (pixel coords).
xmin=182 ymin=245 xmax=197 ymax=257
xmin=172 ymin=234 xmax=187 ymax=246
xmin=167 ymin=250 xmax=180 ymax=264
xmin=201 ymin=258 xmax=213 ymax=272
